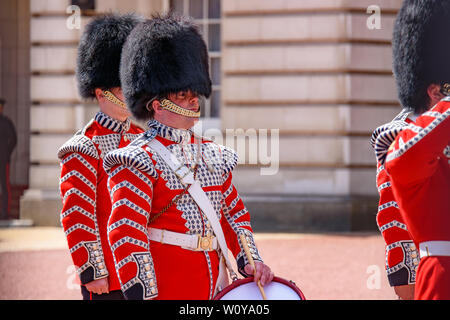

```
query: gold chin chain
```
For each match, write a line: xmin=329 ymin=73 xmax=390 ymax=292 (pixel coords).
xmin=160 ymin=98 xmax=201 ymax=118
xmin=441 ymin=83 xmax=450 ymax=96
xmin=103 ymin=90 xmax=127 ymax=109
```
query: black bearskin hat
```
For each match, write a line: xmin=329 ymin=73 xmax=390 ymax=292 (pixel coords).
xmin=120 ymin=14 xmax=212 ymax=120
xmin=76 ymin=13 xmax=144 ymax=99
xmin=392 ymin=0 xmax=450 ymax=113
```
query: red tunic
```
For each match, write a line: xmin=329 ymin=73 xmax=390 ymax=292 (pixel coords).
xmin=385 ymin=98 xmax=450 ymax=299
xmin=103 ymin=120 xmax=263 ymax=300
xmin=371 ymin=110 xmax=420 ymax=286
xmin=58 ymin=112 xmax=144 ymax=291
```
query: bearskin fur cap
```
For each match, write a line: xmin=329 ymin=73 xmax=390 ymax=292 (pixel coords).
xmin=76 ymin=13 xmax=144 ymax=99
xmin=392 ymin=0 xmax=450 ymax=113
xmin=120 ymin=14 xmax=212 ymax=120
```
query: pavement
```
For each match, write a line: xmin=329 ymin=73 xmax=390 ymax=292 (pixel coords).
xmin=0 ymin=227 xmax=397 ymax=300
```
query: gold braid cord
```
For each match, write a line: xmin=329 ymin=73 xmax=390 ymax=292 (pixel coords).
xmin=160 ymin=98 xmax=201 ymax=118
xmin=103 ymin=90 xmax=127 ymax=109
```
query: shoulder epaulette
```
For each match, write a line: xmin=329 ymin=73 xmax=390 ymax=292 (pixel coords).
xmin=103 ymin=130 xmax=158 ymax=178
xmin=370 ymin=109 xmax=413 ymax=165
xmin=58 ymin=132 xmax=99 ymax=160
xmin=220 ymin=145 xmax=239 ymax=175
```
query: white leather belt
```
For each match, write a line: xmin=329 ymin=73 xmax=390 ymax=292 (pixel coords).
xmin=148 ymin=227 xmax=218 ymax=252
xmin=419 ymin=241 xmax=450 ymax=258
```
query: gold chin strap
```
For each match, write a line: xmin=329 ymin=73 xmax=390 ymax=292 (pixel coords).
xmin=103 ymin=90 xmax=127 ymax=109
xmin=160 ymin=98 xmax=201 ymax=118
xmin=441 ymin=83 xmax=450 ymax=96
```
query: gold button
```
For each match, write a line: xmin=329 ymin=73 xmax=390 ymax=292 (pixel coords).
xmin=124 ymin=136 xmax=128 ymax=142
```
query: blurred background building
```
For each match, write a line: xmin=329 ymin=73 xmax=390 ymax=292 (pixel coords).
xmin=0 ymin=0 xmax=403 ymax=231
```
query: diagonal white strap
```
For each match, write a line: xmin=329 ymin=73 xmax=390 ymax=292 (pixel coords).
xmin=147 ymin=138 xmax=237 ymax=278
xmin=147 ymin=139 xmax=195 ymax=185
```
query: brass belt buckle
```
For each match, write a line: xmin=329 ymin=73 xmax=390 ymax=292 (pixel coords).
xmin=174 ymin=165 xmax=190 ymax=180
xmin=174 ymin=165 xmax=192 ymax=187
xmin=196 ymin=234 xmax=214 ymax=251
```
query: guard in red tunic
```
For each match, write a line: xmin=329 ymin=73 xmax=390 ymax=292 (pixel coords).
xmin=58 ymin=14 xmax=144 ymax=300
xmin=371 ymin=109 xmax=420 ymax=299
xmin=372 ymin=0 xmax=450 ymax=300
xmin=103 ymin=14 xmax=274 ymax=300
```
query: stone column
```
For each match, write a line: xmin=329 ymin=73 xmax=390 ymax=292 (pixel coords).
xmin=221 ymin=0 xmax=403 ymax=231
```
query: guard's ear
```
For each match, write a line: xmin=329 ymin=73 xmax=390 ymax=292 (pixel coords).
xmin=151 ymin=99 xmax=163 ymax=114
xmin=427 ymin=83 xmax=445 ymax=107
xmin=94 ymin=88 xmax=104 ymax=102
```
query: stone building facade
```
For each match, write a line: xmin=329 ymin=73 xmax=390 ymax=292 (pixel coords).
xmin=0 ymin=0 xmax=403 ymax=231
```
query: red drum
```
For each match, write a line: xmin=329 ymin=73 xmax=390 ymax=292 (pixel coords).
xmin=214 ymin=276 xmax=306 ymax=300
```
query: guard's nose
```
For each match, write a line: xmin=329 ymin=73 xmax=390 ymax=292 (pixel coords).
xmin=189 ymin=94 xmax=199 ymax=106
xmin=189 ymin=94 xmax=198 ymax=105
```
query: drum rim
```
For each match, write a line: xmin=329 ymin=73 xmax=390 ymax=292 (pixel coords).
xmin=213 ymin=276 xmax=306 ymax=300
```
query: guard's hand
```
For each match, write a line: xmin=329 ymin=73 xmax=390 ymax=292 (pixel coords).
xmin=394 ymin=284 xmax=415 ymax=300
xmin=85 ymin=278 xmax=109 ymax=295
xmin=244 ymin=261 xmax=274 ymax=286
